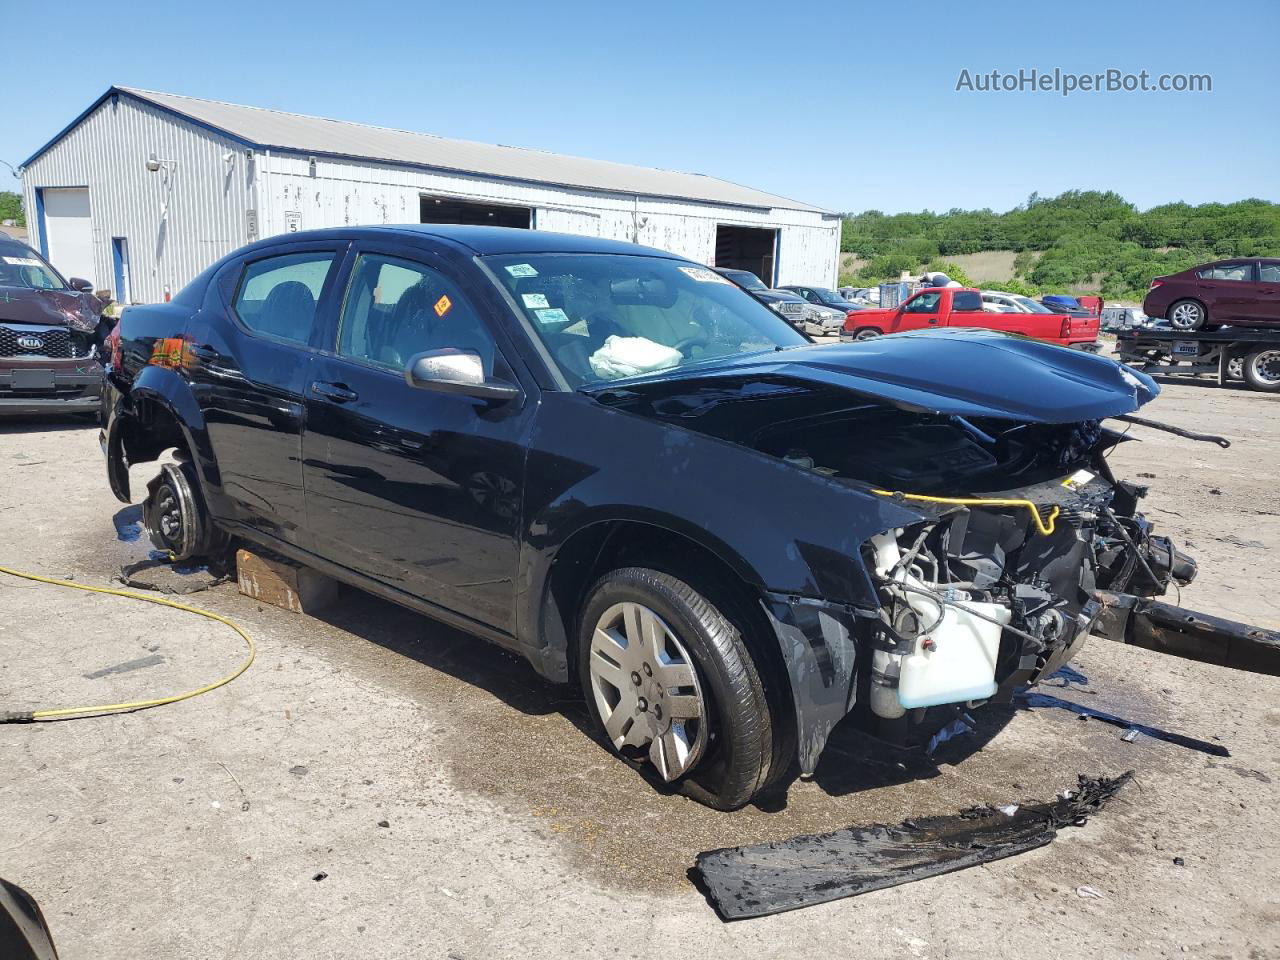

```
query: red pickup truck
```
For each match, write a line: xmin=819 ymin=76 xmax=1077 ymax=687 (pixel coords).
xmin=843 ymin=287 xmax=1100 ymax=349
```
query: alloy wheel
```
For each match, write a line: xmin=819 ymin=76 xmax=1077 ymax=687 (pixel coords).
xmin=1169 ymin=302 xmax=1203 ymax=330
xmin=588 ymin=601 xmax=708 ymax=781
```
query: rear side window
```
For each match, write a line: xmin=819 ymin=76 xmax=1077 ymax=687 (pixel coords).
xmin=233 ymin=252 xmax=335 ymax=344
xmin=1196 ymin=263 xmax=1252 ymax=282
xmin=952 ymin=291 xmax=982 ymax=311
xmin=1260 ymin=262 xmax=1280 ymax=283
xmin=337 ymin=253 xmax=496 ymax=375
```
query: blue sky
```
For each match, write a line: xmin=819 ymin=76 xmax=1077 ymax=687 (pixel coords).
xmin=5 ymin=0 xmax=1276 ymax=214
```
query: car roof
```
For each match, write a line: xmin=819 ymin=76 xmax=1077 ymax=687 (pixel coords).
xmin=245 ymin=224 xmax=684 ymax=259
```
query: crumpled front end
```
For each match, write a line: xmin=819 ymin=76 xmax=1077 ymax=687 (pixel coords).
xmin=762 ymin=429 xmax=1196 ymax=775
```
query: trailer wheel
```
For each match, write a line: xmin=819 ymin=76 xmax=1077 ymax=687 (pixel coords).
xmin=1226 ymin=356 xmax=1244 ymax=381
xmin=1243 ymin=349 xmax=1280 ymax=392
xmin=1168 ymin=299 xmax=1207 ymax=331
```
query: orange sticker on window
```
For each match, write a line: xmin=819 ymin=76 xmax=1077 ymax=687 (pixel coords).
xmin=434 ymin=294 xmax=452 ymax=317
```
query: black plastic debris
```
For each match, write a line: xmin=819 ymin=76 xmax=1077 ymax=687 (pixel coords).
xmin=1016 ymin=691 xmax=1229 ymax=757
xmin=693 ymin=772 xmax=1132 ymax=921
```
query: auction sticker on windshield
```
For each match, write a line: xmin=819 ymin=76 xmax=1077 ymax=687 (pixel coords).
xmin=522 ymin=293 xmax=550 ymax=309
xmin=505 ymin=263 xmax=538 ymax=278
xmin=679 ymin=266 xmax=732 ymax=285
xmin=534 ymin=308 xmax=570 ymax=325
xmin=1 ymin=256 xmax=42 ymax=267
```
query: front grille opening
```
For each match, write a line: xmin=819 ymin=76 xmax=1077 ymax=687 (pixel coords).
xmin=0 ymin=325 xmax=77 ymax=359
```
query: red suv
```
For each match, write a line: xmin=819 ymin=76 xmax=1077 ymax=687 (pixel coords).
xmin=1143 ymin=258 xmax=1280 ymax=331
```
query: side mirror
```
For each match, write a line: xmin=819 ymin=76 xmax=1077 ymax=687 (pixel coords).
xmin=68 ymin=277 xmax=93 ymax=293
xmin=404 ymin=349 xmax=521 ymax=403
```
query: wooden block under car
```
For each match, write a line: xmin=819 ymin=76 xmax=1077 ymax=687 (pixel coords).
xmin=236 ymin=548 xmax=337 ymax=614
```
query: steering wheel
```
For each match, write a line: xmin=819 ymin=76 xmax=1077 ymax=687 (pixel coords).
xmin=672 ymin=334 xmax=710 ymax=356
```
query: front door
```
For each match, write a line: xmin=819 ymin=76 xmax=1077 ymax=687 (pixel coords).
xmin=186 ymin=242 xmax=345 ymax=546
xmin=890 ymin=290 xmax=943 ymax=332
xmin=1257 ymin=260 xmax=1280 ymax=322
xmin=301 ymin=244 xmax=531 ymax=633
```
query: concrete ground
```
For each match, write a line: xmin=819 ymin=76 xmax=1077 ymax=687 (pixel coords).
xmin=2 ymin=375 xmax=1279 ymax=960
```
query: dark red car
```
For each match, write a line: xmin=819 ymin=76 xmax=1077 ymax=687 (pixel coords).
xmin=1143 ymin=258 xmax=1280 ymax=331
xmin=0 ymin=238 xmax=106 ymax=416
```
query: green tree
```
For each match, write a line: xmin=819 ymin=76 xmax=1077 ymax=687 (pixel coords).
xmin=0 ymin=191 xmax=24 ymax=227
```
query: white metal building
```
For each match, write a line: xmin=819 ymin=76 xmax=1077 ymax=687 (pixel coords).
xmin=20 ymin=87 xmax=840 ymax=304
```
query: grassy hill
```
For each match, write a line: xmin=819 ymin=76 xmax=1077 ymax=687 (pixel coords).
xmin=838 ymin=191 xmax=1280 ymax=301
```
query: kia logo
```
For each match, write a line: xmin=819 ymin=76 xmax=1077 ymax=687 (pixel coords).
xmin=17 ymin=335 xmax=44 ymax=350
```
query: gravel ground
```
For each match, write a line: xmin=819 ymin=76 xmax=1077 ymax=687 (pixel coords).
xmin=1 ymin=375 xmax=1278 ymax=960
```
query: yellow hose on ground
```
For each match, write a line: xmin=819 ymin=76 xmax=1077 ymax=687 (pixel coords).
xmin=870 ymin=489 xmax=1061 ymax=537
xmin=0 ymin=564 xmax=254 ymax=722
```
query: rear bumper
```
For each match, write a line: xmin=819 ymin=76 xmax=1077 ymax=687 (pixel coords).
xmin=0 ymin=367 xmax=103 ymax=415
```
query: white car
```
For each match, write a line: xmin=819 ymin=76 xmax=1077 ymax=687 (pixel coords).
xmin=981 ymin=291 xmax=1055 ymax=315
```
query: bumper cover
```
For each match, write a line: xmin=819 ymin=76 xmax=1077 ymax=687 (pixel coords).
xmin=0 ymin=367 xmax=102 ymax=415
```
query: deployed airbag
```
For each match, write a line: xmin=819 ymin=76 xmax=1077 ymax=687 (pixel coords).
xmin=588 ymin=335 xmax=682 ymax=380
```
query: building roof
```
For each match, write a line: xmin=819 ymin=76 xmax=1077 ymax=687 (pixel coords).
xmin=23 ymin=86 xmax=830 ymax=214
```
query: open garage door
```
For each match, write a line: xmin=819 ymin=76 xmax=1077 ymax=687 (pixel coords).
xmin=715 ymin=225 xmax=777 ymax=287
xmin=421 ymin=195 xmax=531 ymax=229
xmin=40 ymin=188 xmax=95 ymax=286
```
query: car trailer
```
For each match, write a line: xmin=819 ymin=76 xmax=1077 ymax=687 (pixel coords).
xmin=1116 ymin=326 xmax=1280 ymax=393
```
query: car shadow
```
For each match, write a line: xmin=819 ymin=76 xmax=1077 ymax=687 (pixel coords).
xmin=309 ymin=583 xmax=1034 ymax=810
xmin=0 ymin=415 xmax=98 ymax=434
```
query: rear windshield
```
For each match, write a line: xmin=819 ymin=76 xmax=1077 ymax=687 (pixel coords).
xmin=952 ymin=291 xmax=983 ymax=311
xmin=718 ymin=269 xmax=767 ymax=291
xmin=0 ymin=250 xmax=65 ymax=290
xmin=1014 ymin=296 xmax=1053 ymax=314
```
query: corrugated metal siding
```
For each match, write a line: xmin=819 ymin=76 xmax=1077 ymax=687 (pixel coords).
xmin=119 ymin=88 xmax=827 ymax=213
xmin=265 ymin=153 xmax=840 ymax=285
xmin=21 ymin=101 xmax=840 ymax=299
xmin=22 ymin=96 xmax=251 ymax=303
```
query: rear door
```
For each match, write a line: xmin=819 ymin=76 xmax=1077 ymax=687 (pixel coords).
xmin=1195 ymin=261 xmax=1255 ymax=321
xmin=186 ymin=240 xmax=346 ymax=546
xmin=300 ymin=240 xmax=533 ymax=633
xmin=889 ymin=290 xmax=943 ymax=332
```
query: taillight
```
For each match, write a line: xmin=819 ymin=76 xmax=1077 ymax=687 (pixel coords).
xmin=1149 ymin=279 xmax=1164 ymax=289
xmin=1060 ymin=317 xmax=1072 ymax=338
xmin=109 ymin=325 xmax=122 ymax=370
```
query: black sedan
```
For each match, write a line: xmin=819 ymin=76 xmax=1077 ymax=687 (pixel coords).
xmin=102 ymin=226 xmax=1193 ymax=809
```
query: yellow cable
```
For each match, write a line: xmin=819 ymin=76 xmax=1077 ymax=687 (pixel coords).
xmin=0 ymin=564 xmax=254 ymax=721
xmin=871 ymin=489 xmax=1061 ymax=536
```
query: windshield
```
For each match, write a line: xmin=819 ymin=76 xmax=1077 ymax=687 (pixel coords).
xmin=1015 ymin=296 xmax=1053 ymax=313
xmin=486 ymin=254 xmax=806 ymax=387
xmin=0 ymin=251 xmax=66 ymax=290
xmin=717 ymin=268 xmax=767 ymax=292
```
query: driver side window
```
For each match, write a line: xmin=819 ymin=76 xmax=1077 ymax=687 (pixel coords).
xmin=337 ymin=254 xmax=496 ymax=375
xmin=903 ymin=292 xmax=941 ymax=313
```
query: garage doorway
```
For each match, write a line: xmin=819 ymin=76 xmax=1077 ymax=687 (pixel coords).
xmin=420 ymin=195 xmax=532 ymax=229
xmin=714 ymin=225 xmax=777 ymax=287
xmin=40 ymin=187 xmax=95 ymax=286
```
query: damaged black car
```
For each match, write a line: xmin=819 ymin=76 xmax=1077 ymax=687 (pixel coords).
xmin=101 ymin=226 xmax=1195 ymax=809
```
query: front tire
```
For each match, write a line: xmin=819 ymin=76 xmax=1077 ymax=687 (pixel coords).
xmin=1168 ymin=299 xmax=1207 ymax=331
xmin=577 ymin=567 xmax=773 ymax=810
xmin=854 ymin=327 xmax=883 ymax=341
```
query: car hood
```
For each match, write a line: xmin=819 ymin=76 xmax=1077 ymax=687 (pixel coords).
xmin=0 ymin=287 xmax=100 ymax=332
xmin=588 ymin=328 xmax=1158 ymax=423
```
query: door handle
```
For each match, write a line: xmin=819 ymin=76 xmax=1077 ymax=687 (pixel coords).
xmin=928 ymin=318 xmax=939 ymax=324
xmin=311 ymin=381 xmax=359 ymax=403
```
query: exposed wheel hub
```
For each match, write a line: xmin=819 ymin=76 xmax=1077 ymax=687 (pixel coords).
xmin=1251 ymin=350 xmax=1280 ymax=385
xmin=588 ymin=601 xmax=707 ymax=781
